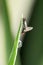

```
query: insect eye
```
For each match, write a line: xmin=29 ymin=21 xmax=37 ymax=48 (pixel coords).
xmin=18 ymin=40 xmax=22 ymax=48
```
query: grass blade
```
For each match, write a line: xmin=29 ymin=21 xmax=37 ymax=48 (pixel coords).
xmin=8 ymin=18 xmax=23 ymax=65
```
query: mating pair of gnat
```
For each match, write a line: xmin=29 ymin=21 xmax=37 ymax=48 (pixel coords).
xmin=18 ymin=18 xmax=33 ymax=48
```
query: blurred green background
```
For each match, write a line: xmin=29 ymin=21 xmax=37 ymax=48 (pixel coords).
xmin=21 ymin=0 xmax=43 ymax=65
xmin=1 ymin=0 xmax=43 ymax=65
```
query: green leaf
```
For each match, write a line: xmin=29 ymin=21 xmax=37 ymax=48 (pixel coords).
xmin=8 ymin=18 xmax=23 ymax=65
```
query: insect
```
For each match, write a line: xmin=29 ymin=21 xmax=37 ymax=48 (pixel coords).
xmin=18 ymin=18 xmax=33 ymax=48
